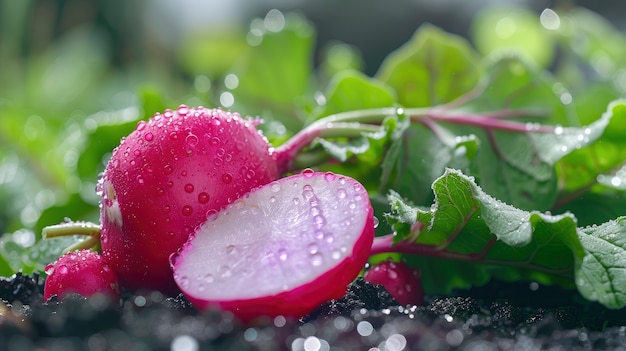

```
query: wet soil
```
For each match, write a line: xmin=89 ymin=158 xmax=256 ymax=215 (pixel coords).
xmin=2 ymin=272 xmax=626 ymax=350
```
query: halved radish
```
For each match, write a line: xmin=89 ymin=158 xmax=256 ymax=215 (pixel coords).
xmin=170 ymin=171 xmax=375 ymax=321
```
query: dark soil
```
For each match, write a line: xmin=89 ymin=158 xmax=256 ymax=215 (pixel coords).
xmin=2 ymin=272 xmax=626 ymax=351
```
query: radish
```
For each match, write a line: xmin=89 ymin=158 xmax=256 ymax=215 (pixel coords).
xmin=98 ymin=106 xmax=280 ymax=294
xmin=364 ymin=259 xmax=424 ymax=306
xmin=170 ymin=171 xmax=375 ymax=321
xmin=43 ymin=250 xmax=121 ymax=302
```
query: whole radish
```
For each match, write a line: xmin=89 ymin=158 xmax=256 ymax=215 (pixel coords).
xmin=98 ymin=106 xmax=280 ymax=294
xmin=364 ymin=259 xmax=424 ymax=306
xmin=44 ymin=250 xmax=121 ymax=302
xmin=171 ymin=171 xmax=375 ymax=321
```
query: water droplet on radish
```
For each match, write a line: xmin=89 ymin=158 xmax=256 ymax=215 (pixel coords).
xmin=292 ymin=198 xmax=301 ymax=205
xmin=226 ymin=245 xmax=236 ymax=254
xmin=313 ymin=215 xmax=326 ymax=228
xmin=45 ymin=264 xmax=54 ymax=275
xmin=178 ymin=275 xmax=190 ymax=289
xmin=169 ymin=131 xmax=178 ymax=141
xmin=302 ymin=168 xmax=314 ymax=178
xmin=202 ymin=273 xmax=215 ymax=284
xmin=164 ymin=205 xmax=171 ymax=213
xmin=325 ymin=233 xmax=335 ymax=243
xmin=210 ymin=137 xmax=220 ymax=146
xmin=387 ymin=270 xmax=398 ymax=279
xmin=310 ymin=207 xmax=321 ymax=217
xmin=270 ymin=183 xmax=281 ymax=193
xmin=182 ymin=205 xmax=193 ymax=216
xmin=58 ymin=265 xmax=69 ymax=275
xmin=186 ymin=134 xmax=199 ymax=146
xmin=185 ymin=184 xmax=194 ymax=193
xmin=269 ymin=196 xmax=276 ymax=203
xmin=331 ymin=250 xmax=341 ymax=260
xmin=310 ymin=253 xmax=324 ymax=266
xmin=337 ymin=188 xmax=347 ymax=199
xmin=206 ymin=209 xmax=219 ymax=221
xmin=278 ymin=249 xmax=288 ymax=261
xmin=198 ymin=192 xmax=210 ymax=204
xmin=324 ymin=172 xmax=336 ymax=182
xmin=144 ymin=132 xmax=154 ymax=141
xmin=222 ymin=173 xmax=233 ymax=184
xmin=136 ymin=121 xmax=146 ymax=131
xmin=308 ymin=243 xmax=319 ymax=255
xmin=164 ymin=165 xmax=173 ymax=175
xmin=373 ymin=216 xmax=379 ymax=228
xmin=134 ymin=149 xmax=141 ymax=157
xmin=137 ymin=175 xmax=144 ymax=184
xmin=177 ymin=105 xmax=190 ymax=116
xmin=218 ymin=265 xmax=232 ymax=278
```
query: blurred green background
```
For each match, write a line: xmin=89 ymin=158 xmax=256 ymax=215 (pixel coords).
xmin=0 ymin=0 xmax=624 ymax=274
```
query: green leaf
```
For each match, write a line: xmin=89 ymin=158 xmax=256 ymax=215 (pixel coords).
xmin=577 ymin=218 xmax=626 ymax=309
xmin=304 ymin=71 xmax=398 ymax=189
xmin=471 ymin=5 xmax=555 ymax=67
xmin=382 ymin=122 xmax=479 ymax=206
xmin=377 ymin=24 xmax=484 ymax=107
xmin=230 ymin=13 xmax=315 ymax=132
xmin=554 ymin=100 xmax=626 ymax=194
xmin=387 ymin=169 xmax=584 ymax=294
xmin=310 ymin=70 xmax=396 ymax=121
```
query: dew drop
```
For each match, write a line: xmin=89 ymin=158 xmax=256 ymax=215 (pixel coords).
xmin=136 ymin=121 xmax=146 ymax=131
xmin=137 ymin=175 xmax=144 ymax=184
xmin=310 ymin=253 xmax=324 ymax=267
xmin=186 ymin=134 xmax=199 ymax=146
xmin=218 ymin=265 xmax=232 ymax=278
xmin=177 ymin=105 xmax=190 ymax=116
xmin=308 ymin=243 xmax=319 ymax=255
xmin=387 ymin=270 xmax=398 ymax=280
xmin=184 ymin=184 xmax=194 ymax=193
xmin=337 ymin=188 xmax=347 ymax=199
xmin=206 ymin=209 xmax=219 ymax=221
xmin=373 ymin=216 xmax=380 ymax=228
xmin=203 ymin=273 xmax=214 ymax=283
xmin=222 ymin=173 xmax=233 ymax=184
xmin=198 ymin=192 xmax=210 ymax=204
xmin=278 ymin=249 xmax=288 ymax=261
xmin=45 ymin=264 xmax=54 ymax=275
xmin=270 ymin=183 xmax=281 ymax=193
xmin=210 ymin=137 xmax=220 ymax=146
xmin=182 ymin=205 xmax=193 ymax=216
xmin=169 ymin=131 xmax=178 ymax=141
xmin=324 ymin=172 xmax=336 ymax=182
xmin=144 ymin=132 xmax=154 ymax=141
xmin=133 ymin=149 xmax=141 ymax=157
xmin=156 ymin=188 xmax=165 ymax=196
xmin=58 ymin=265 xmax=69 ymax=275
xmin=313 ymin=215 xmax=326 ymax=228
xmin=302 ymin=168 xmax=315 ymax=178
xmin=293 ymin=197 xmax=301 ymax=205
xmin=178 ymin=275 xmax=190 ymax=289
xmin=164 ymin=165 xmax=173 ymax=175
xmin=226 ymin=245 xmax=236 ymax=254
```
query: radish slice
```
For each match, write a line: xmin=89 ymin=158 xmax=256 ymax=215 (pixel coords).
xmin=170 ymin=171 xmax=375 ymax=321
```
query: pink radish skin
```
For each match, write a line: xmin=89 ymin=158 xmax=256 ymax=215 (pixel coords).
xmin=364 ymin=259 xmax=424 ymax=306
xmin=170 ymin=171 xmax=375 ymax=322
xmin=99 ymin=106 xmax=280 ymax=294
xmin=44 ymin=250 xmax=121 ymax=302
